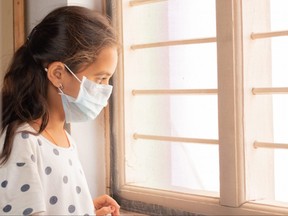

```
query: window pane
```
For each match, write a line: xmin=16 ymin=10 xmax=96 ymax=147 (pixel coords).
xmin=270 ymin=0 xmax=288 ymax=31
xmin=274 ymin=149 xmax=288 ymax=202
xmin=127 ymin=44 xmax=217 ymax=90
xmin=129 ymin=1 xmax=169 ymax=44
xmin=170 ymin=95 xmax=218 ymax=139
xmin=123 ymin=0 xmax=218 ymax=195
xmin=171 ymin=143 xmax=219 ymax=193
xmin=131 ymin=95 xmax=218 ymax=139
xmin=130 ymin=0 xmax=216 ymax=44
xmin=271 ymin=37 xmax=288 ymax=87
xmin=125 ymin=139 xmax=219 ymax=194
xmin=273 ymin=95 xmax=288 ymax=203
xmin=167 ymin=0 xmax=216 ymax=40
xmin=271 ymin=0 xmax=288 ymax=203
xmin=125 ymin=47 xmax=170 ymax=89
xmin=169 ymin=44 xmax=217 ymax=89
xmin=273 ymin=95 xmax=288 ymax=142
xmin=125 ymin=140 xmax=172 ymax=189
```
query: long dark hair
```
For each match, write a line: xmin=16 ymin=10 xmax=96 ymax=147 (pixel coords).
xmin=0 ymin=6 xmax=117 ymax=165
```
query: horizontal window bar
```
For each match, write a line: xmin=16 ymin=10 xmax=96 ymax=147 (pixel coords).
xmin=254 ymin=141 xmax=288 ymax=150
xmin=132 ymin=89 xmax=218 ymax=95
xmin=129 ymin=0 xmax=167 ymax=7
xmin=251 ymin=30 xmax=288 ymax=40
xmin=252 ymin=87 xmax=288 ymax=95
xmin=131 ymin=37 xmax=216 ymax=50
xmin=134 ymin=133 xmax=219 ymax=145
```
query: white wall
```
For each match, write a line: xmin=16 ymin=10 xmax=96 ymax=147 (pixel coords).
xmin=26 ymin=0 xmax=67 ymax=33
xmin=71 ymin=112 xmax=107 ymax=198
xmin=67 ymin=0 xmax=100 ymax=8
xmin=26 ymin=0 xmax=107 ymax=198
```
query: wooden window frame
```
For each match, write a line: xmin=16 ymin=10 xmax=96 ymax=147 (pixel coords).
xmin=108 ymin=0 xmax=288 ymax=215
xmin=13 ymin=0 xmax=25 ymax=51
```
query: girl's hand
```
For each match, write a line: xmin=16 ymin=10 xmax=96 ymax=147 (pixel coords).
xmin=93 ymin=194 xmax=120 ymax=216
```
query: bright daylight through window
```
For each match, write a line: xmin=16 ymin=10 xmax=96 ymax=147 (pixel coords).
xmin=122 ymin=0 xmax=218 ymax=195
xmin=270 ymin=0 xmax=288 ymax=202
xmin=112 ymin=0 xmax=288 ymax=214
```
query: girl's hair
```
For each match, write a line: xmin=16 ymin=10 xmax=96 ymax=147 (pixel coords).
xmin=0 ymin=6 xmax=117 ymax=165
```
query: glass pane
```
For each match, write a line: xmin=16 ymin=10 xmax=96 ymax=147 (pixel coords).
xmin=129 ymin=0 xmax=216 ymax=44
xmin=171 ymin=143 xmax=219 ymax=193
xmin=129 ymin=1 xmax=169 ymax=44
xmin=168 ymin=0 xmax=216 ymax=40
xmin=131 ymin=95 xmax=171 ymax=136
xmin=273 ymin=95 xmax=288 ymax=202
xmin=271 ymin=0 xmax=288 ymax=203
xmin=125 ymin=140 xmax=172 ymax=189
xmin=123 ymin=0 xmax=218 ymax=196
xmin=125 ymin=47 xmax=171 ymax=89
xmin=272 ymin=95 xmax=288 ymax=142
xmin=170 ymin=95 xmax=218 ymax=139
xmin=271 ymin=37 xmax=288 ymax=87
xmin=131 ymin=95 xmax=218 ymax=139
xmin=125 ymin=139 xmax=219 ymax=194
xmin=270 ymin=0 xmax=288 ymax=31
xmin=126 ymin=43 xmax=217 ymax=90
xmin=169 ymin=44 xmax=217 ymax=89
xmin=274 ymin=149 xmax=288 ymax=202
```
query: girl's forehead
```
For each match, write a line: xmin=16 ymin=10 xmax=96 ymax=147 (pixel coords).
xmin=76 ymin=47 xmax=118 ymax=75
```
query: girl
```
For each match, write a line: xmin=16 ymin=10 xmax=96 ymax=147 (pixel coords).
xmin=0 ymin=5 xmax=120 ymax=216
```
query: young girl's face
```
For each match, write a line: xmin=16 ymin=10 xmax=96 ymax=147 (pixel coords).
xmin=62 ymin=47 xmax=118 ymax=98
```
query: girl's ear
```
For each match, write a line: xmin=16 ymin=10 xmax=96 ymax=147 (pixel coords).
xmin=46 ymin=62 xmax=66 ymax=88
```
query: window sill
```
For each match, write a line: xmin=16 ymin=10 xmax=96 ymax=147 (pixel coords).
xmin=117 ymin=185 xmax=288 ymax=215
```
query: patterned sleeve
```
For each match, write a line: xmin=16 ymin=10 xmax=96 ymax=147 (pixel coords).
xmin=0 ymin=131 xmax=46 ymax=215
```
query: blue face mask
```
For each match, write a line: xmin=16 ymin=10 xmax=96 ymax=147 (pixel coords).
xmin=58 ymin=64 xmax=113 ymax=123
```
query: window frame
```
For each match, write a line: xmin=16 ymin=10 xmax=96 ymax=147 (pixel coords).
xmin=108 ymin=0 xmax=288 ymax=214
xmin=216 ymin=0 xmax=245 ymax=208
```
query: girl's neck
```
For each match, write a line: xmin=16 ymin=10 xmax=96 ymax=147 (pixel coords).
xmin=30 ymin=117 xmax=65 ymax=131
xmin=29 ymin=118 xmax=70 ymax=148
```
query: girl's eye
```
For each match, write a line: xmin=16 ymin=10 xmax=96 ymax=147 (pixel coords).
xmin=95 ymin=77 xmax=108 ymax=84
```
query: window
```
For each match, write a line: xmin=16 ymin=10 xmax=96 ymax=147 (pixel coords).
xmin=109 ymin=0 xmax=288 ymax=215
xmin=249 ymin=0 xmax=288 ymax=204
xmin=122 ymin=0 xmax=218 ymax=195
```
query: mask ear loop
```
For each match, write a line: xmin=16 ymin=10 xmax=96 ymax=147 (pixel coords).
xmin=63 ymin=64 xmax=82 ymax=83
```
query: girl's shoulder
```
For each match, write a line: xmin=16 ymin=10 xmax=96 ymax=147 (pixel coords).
xmin=0 ymin=124 xmax=47 ymax=215
xmin=1 ymin=123 xmax=40 ymax=166
xmin=14 ymin=123 xmax=40 ymax=148
xmin=1 ymin=123 xmax=77 ymax=166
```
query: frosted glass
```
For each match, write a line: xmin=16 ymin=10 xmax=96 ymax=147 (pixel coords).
xmin=274 ymin=150 xmax=288 ymax=202
xmin=270 ymin=0 xmax=288 ymax=31
xmin=130 ymin=0 xmax=216 ymax=44
xmin=271 ymin=37 xmax=288 ymax=87
xmin=127 ymin=43 xmax=217 ymax=90
xmin=125 ymin=139 xmax=219 ymax=193
xmin=123 ymin=0 xmax=218 ymax=196
xmin=131 ymin=95 xmax=218 ymax=139
xmin=270 ymin=0 xmax=288 ymax=203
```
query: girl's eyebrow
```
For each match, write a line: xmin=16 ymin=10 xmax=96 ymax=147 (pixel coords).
xmin=94 ymin=71 xmax=113 ymax=76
